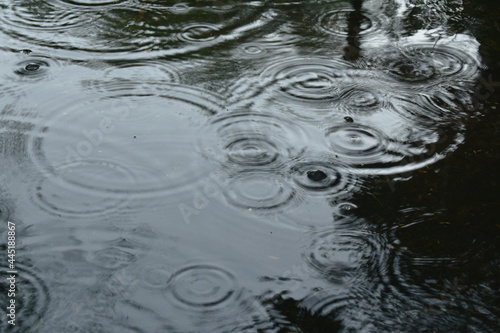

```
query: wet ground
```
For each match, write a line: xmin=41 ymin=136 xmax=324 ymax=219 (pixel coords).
xmin=0 ymin=0 xmax=499 ymax=332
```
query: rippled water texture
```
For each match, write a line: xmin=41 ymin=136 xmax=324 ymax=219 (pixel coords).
xmin=1 ymin=0 xmax=499 ymax=332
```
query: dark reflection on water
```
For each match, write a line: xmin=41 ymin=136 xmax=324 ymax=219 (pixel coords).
xmin=1 ymin=0 xmax=499 ymax=332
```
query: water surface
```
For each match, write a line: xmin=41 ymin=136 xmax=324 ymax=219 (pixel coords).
xmin=1 ymin=0 xmax=499 ymax=332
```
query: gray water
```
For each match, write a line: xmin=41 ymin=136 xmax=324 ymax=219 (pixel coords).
xmin=1 ymin=0 xmax=499 ymax=332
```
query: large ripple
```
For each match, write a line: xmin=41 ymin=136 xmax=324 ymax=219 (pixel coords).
xmin=28 ymin=83 xmax=224 ymax=199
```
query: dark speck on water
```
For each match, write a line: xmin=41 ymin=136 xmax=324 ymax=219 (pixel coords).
xmin=0 ymin=0 xmax=498 ymax=332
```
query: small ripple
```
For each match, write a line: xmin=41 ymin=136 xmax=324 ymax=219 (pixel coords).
xmin=326 ymin=124 xmax=385 ymax=161
xmin=224 ymin=171 xmax=297 ymax=212
xmin=236 ymin=43 xmax=268 ymax=58
xmin=0 ymin=264 xmax=50 ymax=332
xmin=200 ymin=111 xmax=309 ymax=170
xmin=225 ymin=138 xmax=279 ymax=167
xmin=289 ymin=160 xmax=356 ymax=198
xmin=336 ymin=85 xmax=388 ymax=115
xmin=317 ymin=9 xmax=381 ymax=37
xmin=167 ymin=264 xmax=239 ymax=309
xmin=261 ymin=57 xmax=351 ymax=103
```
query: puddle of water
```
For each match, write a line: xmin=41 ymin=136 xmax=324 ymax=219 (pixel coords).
xmin=1 ymin=0 xmax=499 ymax=332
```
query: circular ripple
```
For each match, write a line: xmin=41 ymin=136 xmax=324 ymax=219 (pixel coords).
xmin=200 ymin=111 xmax=309 ymax=170
xmin=29 ymin=84 xmax=223 ymax=198
xmin=339 ymin=87 xmax=382 ymax=113
xmin=258 ymin=57 xmax=389 ymax=122
xmin=224 ymin=172 xmax=296 ymax=211
xmin=304 ymin=230 xmax=385 ymax=284
xmin=318 ymin=9 xmax=380 ymax=37
xmin=290 ymin=161 xmax=355 ymax=197
xmin=236 ymin=43 xmax=268 ymax=58
xmin=32 ymin=161 xmax=131 ymax=217
xmin=168 ymin=265 xmax=238 ymax=309
xmin=0 ymin=264 xmax=50 ymax=332
xmin=378 ymin=43 xmax=480 ymax=84
xmin=99 ymin=60 xmax=182 ymax=85
xmin=225 ymin=138 xmax=279 ymax=167
xmin=261 ymin=57 xmax=351 ymax=103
